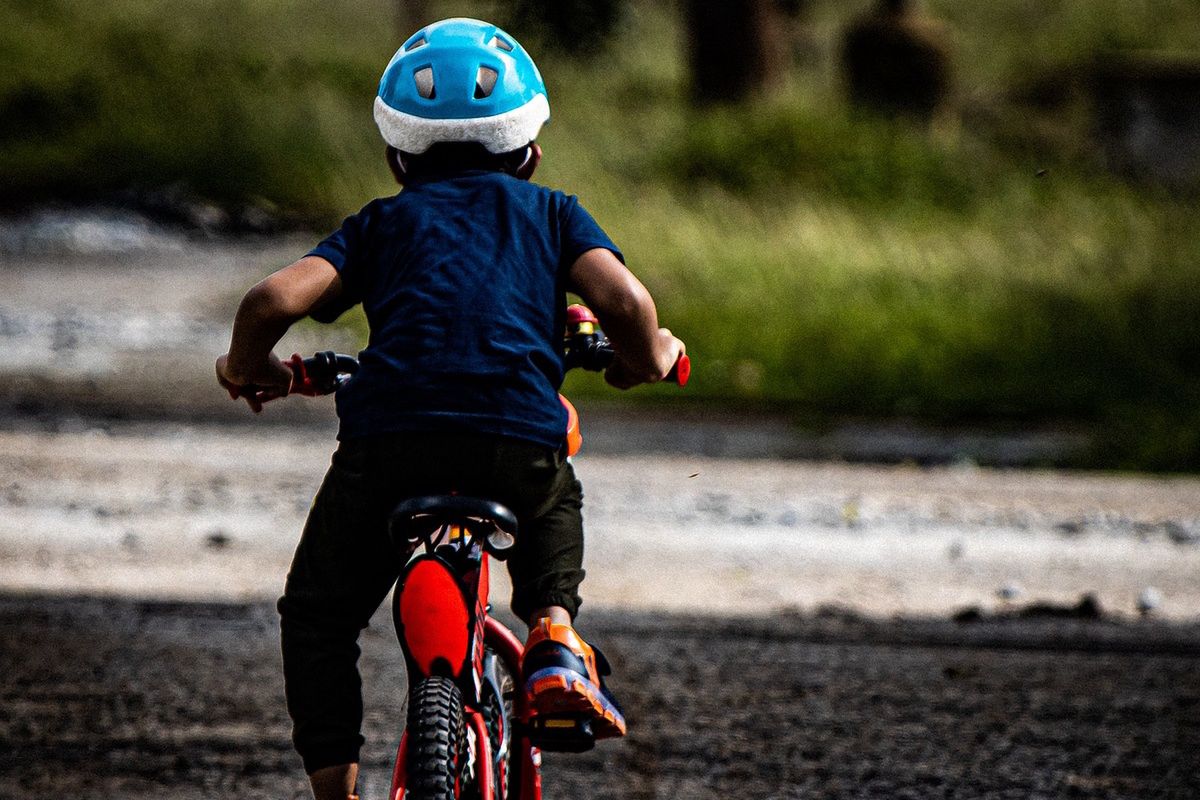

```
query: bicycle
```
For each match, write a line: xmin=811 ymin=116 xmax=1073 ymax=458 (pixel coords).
xmin=280 ymin=305 xmax=688 ymax=800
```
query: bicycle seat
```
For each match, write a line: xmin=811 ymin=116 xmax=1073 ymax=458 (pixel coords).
xmin=389 ymin=495 xmax=519 ymax=553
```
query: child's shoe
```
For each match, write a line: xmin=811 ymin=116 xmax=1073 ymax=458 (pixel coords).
xmin=521 ymin=619 xmax=627 ymax=740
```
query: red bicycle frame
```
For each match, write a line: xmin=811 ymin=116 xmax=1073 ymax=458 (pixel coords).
xmin=387 ymin=524 xmax=542 ymax=800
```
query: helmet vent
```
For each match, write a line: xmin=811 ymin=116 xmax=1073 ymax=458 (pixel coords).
xmin=474 ymin=66 xmax=498 ymax=99
xmin=405 ymin=36 xmax=427 ymax=52
xmin=488 ymin=35 xmax=513 ymax=52
xmin=413 ymin=67 xmax=435 ymax=99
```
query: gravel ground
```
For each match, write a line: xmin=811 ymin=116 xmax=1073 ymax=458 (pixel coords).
xmin=2 ymin=594 xmax=1197 ymax=800
xmin=4 ymin=237 xmax=1199 ymax=624
xmin=2 ymin=421 xmax=1199 ymax=619
xmin=4 ymin=226 xmax=1200 ymax=799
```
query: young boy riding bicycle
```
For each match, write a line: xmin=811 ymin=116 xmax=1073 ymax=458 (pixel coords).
xmin=215 ymin=18 xmax=685 ymax=800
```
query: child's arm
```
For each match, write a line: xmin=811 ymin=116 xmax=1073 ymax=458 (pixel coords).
xmin=216 ymin=256 xmax=343 ymax=412
xmin=568 ymin=248 xmax=685 ymax=390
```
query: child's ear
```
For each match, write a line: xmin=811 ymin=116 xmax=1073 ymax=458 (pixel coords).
xmin=387 ymin=146 xmax=408 ymax=186
xmin=514 ymin=143 xmax=542 ymax=181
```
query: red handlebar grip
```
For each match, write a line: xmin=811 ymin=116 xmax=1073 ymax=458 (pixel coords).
xmin=286 ymin=352 xmax=320 ymax=397
xmin=667 ymin=354 xmax=691 ymax=386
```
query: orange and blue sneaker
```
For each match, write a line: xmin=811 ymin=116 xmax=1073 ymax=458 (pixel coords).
xmin=522 ymin=619 xmax=627 ymax=748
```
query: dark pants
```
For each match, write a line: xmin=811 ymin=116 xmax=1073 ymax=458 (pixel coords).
xmin=277 ymin=431 xmax=585 ymax=774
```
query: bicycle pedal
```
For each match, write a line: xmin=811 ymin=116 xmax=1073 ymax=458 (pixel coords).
xmin=526 ymin=715 xmax=596 ymax=753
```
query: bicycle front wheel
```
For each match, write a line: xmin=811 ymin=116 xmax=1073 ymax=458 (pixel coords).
xmin=405 ymin=676 xmax=467 ymax=799
xmin=480 ymin=648 xmax=515 ymax=800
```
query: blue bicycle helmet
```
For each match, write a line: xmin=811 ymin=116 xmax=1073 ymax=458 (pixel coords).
xmin=374 ymin=18 xmax=549 ymax=155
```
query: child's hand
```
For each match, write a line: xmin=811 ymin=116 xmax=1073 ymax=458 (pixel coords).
xmin=604 ymin=329 xmax=686 ymax=390
xmin=215 ymin=352 xmax=294 ymax=413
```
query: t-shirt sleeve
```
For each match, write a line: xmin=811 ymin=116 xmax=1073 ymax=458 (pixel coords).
xmin=305 ymin=205 xmax=371 ymax=323
xmin=559 ymin=197 xmax=624 ymax=272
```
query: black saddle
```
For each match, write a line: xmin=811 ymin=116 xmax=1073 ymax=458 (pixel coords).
xmin=389 ymin=495 xmax=519 ymax=554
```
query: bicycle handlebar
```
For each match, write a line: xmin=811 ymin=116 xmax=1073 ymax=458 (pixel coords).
xmin=281 ymin=305 xmax=689 ymax=398
xmin=562 ymin=303 xmax=689 ymax=387
xmin=286 ymin=351 xmax=359 ymax=397
xmin=564 ymin=340 xmax=690 ymax=386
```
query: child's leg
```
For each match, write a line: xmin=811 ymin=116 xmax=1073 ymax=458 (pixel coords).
xmin=309 ymin=764 xmax=358 ymax=800
xmin=528 ymin=605 xmax=572 ymax=626
xmin=505 ymin=458 xmax=627 ymax=738
xmin=504 ymin=457 xmax=585 ymax=625
xmin=276 ymin=441 xmax=404 ymax=799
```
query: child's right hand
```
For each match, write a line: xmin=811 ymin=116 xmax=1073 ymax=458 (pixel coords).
xmin=215 ymin=352 xmax=294 ymax=413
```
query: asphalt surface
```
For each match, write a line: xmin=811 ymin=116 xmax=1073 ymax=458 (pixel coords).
xmin=2 ymin=594 xmax=1197 ymax=800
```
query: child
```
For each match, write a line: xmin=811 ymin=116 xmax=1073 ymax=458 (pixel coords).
xmin=215 ymin=18 xmax=685 ymax=800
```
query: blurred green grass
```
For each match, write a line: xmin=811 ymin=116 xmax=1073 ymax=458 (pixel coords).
xmin=5 ymin=0 xmax=1200 ymax=468
xmin=0 ymin=0 xmax=393 ymax=219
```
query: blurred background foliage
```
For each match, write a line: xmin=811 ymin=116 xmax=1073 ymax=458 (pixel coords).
xmin=3 ymin=0 xmax=1200 ymax=468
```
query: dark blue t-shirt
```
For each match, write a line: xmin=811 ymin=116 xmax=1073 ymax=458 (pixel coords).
xmin=307 ymin=170 xmax=622 ymax=448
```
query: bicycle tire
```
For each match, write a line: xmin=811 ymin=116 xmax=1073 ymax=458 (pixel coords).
xmin=480 ymin=649 xmax=515 ymax=800
xmin=406 ymin=676 xmax=466 ymax=800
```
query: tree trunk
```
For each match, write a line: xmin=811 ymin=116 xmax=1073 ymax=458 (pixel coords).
xmin=684 ymin=0 xmax=789 ymax=105
xmin=839 ymin=1 xmax=952 ymax=121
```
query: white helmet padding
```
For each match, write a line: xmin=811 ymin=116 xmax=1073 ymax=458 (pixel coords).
xmin=374 ymin=93 xmax=550 ymax=155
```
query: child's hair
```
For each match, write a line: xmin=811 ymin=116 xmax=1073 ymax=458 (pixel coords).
xmin=387 ymin=142 xmax=537 ymax=183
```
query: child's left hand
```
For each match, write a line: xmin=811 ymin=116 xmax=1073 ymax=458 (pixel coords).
xmin=215 ymin=352 xmax=294 ymax=413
